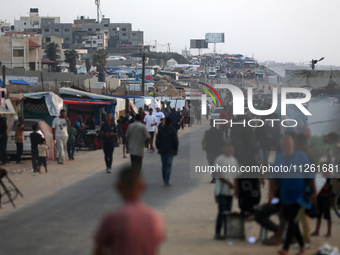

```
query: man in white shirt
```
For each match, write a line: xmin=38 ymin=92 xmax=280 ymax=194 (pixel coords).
xmin=214 ymin=139 xmax=239 ymax=240
xmin=154 ymin=106 xmax=165 ymax=126
xmin=52 ymin=109 xmax=71 ymax=164
xmin=143 ymin=108 xmax=157 ymax=151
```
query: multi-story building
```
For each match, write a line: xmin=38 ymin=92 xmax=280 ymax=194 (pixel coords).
xmin=14 ymin=8 xmax=60 ymax=32
xmin=0 ymin=33 xmax=42 ymax=71
xmin=41 ymin=18 xmax=73 ymax=48
xmin=73 ymin=17 xmax=143 ymax=51
xmin=0 ymin=20 xmax=13 ymax=34
xmin=82 ymin=32 xmax=108 ymax=50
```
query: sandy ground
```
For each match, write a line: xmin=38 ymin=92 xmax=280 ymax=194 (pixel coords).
xmin=1 ymin=121 xmax=339 ymax=255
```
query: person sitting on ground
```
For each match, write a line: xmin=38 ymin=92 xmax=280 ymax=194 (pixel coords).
xmin=93 ymin=166 xmax=165 ymax=255
xmin=213 ymin=139 xmax=239 ymax=240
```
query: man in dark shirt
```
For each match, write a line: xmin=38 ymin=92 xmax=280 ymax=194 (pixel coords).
xmin=100 ymin=114 xmax=117 ymax=174
xmin=201 ymin=120 xmax=223 ymax=183
xmin=30 ymin=123 xmax=42 ymax=172
xmin=0 ymin=117 xmax=9 ymax=165
xmin=86 ymin=113 xmax=96 ymax=130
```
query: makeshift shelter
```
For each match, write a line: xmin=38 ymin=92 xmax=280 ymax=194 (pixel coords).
xmin=23 ymin=92 xmax=63 ymax=126
xmin=0 ymin=99 xmax=16 ymax=137
xmin=59 ymin=87 xmax=120 ymax=125
xmin=284 ymin=70 xmax=340 ymax=89
xmin=166 ymin=58 xmax=178 ymax=67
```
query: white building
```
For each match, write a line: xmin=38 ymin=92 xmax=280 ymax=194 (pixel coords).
xmin=14 ymin=8 xmax=60 ymax=32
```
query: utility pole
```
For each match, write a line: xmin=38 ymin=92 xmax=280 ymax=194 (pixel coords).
xmin=141 ymin=52 xmax=146 ymax=96
xmin=40 ymin=72 xmax=44 ymax=92
xmin=2 ymin=65 xmax=6 ymax=89
xmin=168 ymin=43 xmax=171 ymax=52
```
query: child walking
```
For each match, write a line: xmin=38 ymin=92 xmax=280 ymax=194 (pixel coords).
xmin=37 ymin=138 xmax=49 ymax=173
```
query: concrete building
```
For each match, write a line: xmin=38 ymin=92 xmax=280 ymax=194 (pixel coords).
xmin=0 ymin=33 xmax=42 ymax=71
xmin=73 ymin=17 xmax=143 ymax=51
xmin=82 ymin=32 xmax=108 ymax=50
xmin=14 ymin=8 xmax=60 ymax=32
xmin=41 ymin=19 xmax=73 ymax=48
xmin=0 ymin=20 xmax=13 ymax=34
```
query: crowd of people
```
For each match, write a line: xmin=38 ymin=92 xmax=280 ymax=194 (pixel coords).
xmin=201 ymin=104 xmax=339 ymax=255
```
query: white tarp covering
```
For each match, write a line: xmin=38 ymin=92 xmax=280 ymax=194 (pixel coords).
xmin=149 ymin=98 xmax=161 ymax=110
xmin=284 ymin=70 xmax=332 ymax=88
xmin=115 ymin=98 xmax=125 ymax=113
xmin=0 ymin=100 xmax=16 ymax=137
xmin=59 ymin=88 xmax=117 ymax=102
xmin=23 ymin=92 xmax=63 ymax=117
xmin=170 ymin=100 xmax=186 ymax=109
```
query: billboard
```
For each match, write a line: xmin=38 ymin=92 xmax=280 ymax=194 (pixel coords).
xmin=190 ymin=39 xmax=208 ymax=49
xmin=205 ymin=33 xmax=225 ymax=43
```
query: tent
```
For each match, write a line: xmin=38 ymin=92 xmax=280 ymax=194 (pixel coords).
xmin=283 ymin=70 xmax=340 ymax=89
xmin=23 ymin=92 xmax=63 ymax=125
xmin=59 ymin=88 xmax=118 ymax=125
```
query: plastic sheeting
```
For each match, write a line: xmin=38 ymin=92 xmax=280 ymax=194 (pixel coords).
xmin=283 ymin=70 xmax=340 ymax=88
xmin=115 ymin=98 xmax=125 ymax=113
xmin=169 ymin=100 xmax=186 ymax=110
xmin=23 ymin=92 xmax=63 ymax=117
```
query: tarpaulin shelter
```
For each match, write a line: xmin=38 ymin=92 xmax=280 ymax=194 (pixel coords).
xmin=284 ymin=70 xmax=340 ymax=89
xmin=23 ymin=92 xmax=63 ymax=126
xmin=59 ymin=87 xmax=117 ymax=125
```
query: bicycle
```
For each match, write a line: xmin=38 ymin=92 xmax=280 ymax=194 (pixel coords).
xmin=0 ymin=168 xmax=24 ymax=208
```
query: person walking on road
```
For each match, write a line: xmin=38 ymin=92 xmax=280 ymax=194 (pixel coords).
xmin=99 ymin=114 xmax=117 ymax=174
xmin=126 ymin=114 xmax=154 ymax=171
xmin=156 ymin=117 xmax=179 ymax=187
xmin=0 ymin=116 xmax=9 ymax=165
xmin=154 ymin=106 xmax=165 ymax=127
xmin=30 ymin=123 xmax=42 ymax=172
xmin=269 ymin=135 xmax=316 ymax=255
xmin=67 ymin=122 xmax=77 ymax=160
xmin=93 ymin=166 xmax=165 ymax=255
xmin=143 ymin=108 xmax=157 ymax=152
xmin=52 ymin=110 xmax=71 ymax=164
xmin=15 ymin=117 xmax=29 ymax=164
xmin=202 ymin=120 xmax=223 ymax=183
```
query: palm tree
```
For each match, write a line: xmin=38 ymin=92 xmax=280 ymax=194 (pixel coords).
xmin=92 ymin=49 xmax=108 ymax=72
xmin=44 ymin=42 xmax=60 ymax=62
xmin=64 ymin=50 xmax=79 ymax=74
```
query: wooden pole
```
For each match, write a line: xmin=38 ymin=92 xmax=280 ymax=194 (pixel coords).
xmin=89 ymin=80 xmax=91 ymax=92
xmin=55 ymin=78 xmax=58 ymax=93
xmin=40 ymin=72 xmax=44 ymax=92
xmin=141 ymin=52 xmax=146 ymax=96
xmin=2 ymin=65 xmax=6 ymax=89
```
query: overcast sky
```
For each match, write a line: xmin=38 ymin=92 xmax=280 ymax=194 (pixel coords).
xmin=2 ymin=0 xmax=340 ymax=65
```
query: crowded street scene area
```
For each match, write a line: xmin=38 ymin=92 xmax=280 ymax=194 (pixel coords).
xmin=1 ymin=1 xmax=340 ymax=255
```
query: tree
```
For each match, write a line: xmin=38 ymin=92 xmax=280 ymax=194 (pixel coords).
xmin=92 ymin=49 xmax=108 ymax=72
xmin=64 ymin=50 xmax=79 ymax=74
xmin=85 ymin=58 xmax=91 ymax=73
xmin=44 ymin=42 xmax=60 ymax=62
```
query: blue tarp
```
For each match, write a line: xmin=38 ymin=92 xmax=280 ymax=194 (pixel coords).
xmin=0 ymin=79 xmax=2 ymax=86
xmin=9 ymin=80 xmax=36 ymax=85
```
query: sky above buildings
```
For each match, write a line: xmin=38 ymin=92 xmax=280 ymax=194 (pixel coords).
xmin=2 ymin=0 xmax=340 ymax=65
